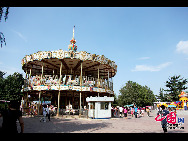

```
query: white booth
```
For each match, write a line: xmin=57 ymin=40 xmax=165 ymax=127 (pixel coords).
xmin=86 ymin=96 xmax=114 ymax=119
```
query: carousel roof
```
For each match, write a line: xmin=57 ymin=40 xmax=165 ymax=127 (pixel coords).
xmin=21 ymin=26 xmax=117 ymax=79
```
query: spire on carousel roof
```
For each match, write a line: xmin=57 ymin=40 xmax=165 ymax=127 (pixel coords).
xmin=68 ymin=25 xmax=77 ymax=52
xmin=70 ymin=25 xmax=76 ymax=44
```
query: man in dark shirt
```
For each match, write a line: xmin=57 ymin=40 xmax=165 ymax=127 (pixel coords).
xmin=0 ymin=100 xmax=24 ymax=133
xmin=160 ymin=105 xmax=169 ymax=133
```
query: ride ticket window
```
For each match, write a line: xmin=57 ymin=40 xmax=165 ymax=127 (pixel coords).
xmin=101 ymin=102 xmax=109 ymax=110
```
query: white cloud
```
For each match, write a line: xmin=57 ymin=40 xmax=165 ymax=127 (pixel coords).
xmin=131 ymin=62 xmax=172 ymax=72
xmin=137 ymin=57 xmax=150 ymax=60
xmin=176 ymin=40 xmax=188 ymax=55
xmin=11 ymin=29 xmax=27 ymax=42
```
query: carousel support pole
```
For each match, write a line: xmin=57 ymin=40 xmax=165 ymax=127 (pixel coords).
xmin=108 ymin=69 xmax=109 ymax=89
xmin=79 ymin=61 xmax=82 ymax=118
xmin=98 ymin=65 xmax=100 ymax=97
xmin=29 ymin=68 xmax=32 ymax=79
xmin=42 ymin=62 xmax=44 ymax=77
xmin=41 ymin=62 xmax=44 ymax=85
xmin=98 ymin=65 xmax=99 ymax=86
xmin=57 ymin=90 xmax=60 ymax=116
xmin=60 ymin=61 xmax=62 ymax=82
xmin=111 ymin=71 xmax=113 ymax=91
xmin=29 ymin=67 xmax=32 ymax=86
xmin=57 ymin=61 xmax=63 ymax=117
xmin=112 ymin=77 xmax=113 ymax=91
xmin=53 ymin=69 xmax=54 ymax=76
xmin=38 ymin=91 xmax=41 ymax=115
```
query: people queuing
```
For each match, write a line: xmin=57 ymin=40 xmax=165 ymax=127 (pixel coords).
xmin=111 ymin=104 xmax=149 ymax=119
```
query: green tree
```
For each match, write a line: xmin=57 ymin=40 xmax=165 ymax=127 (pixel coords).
xmin=118 ymin=81 xmax=156 ymax=107
xmin=165 ymin=75 xmax=188 ymax=101
xmin=0 ymin=71 xmax=6 ymax=99
xmin=112 ymin=93 xmax=118 ymax=107
xmin=0 ymin=71 xmax=24 ymax=101
xmin=0 ymin=70 xmax=6 ymax=78
xmin=0 ymin=7 xmax=9 ymax=48
xmin=157 ymin=88 xmax=169 ymax=102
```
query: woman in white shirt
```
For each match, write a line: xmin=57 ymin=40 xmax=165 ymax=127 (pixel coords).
xmin=119 ymin=106 xmax=123 ymax=118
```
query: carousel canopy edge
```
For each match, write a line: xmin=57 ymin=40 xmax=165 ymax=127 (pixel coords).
xmin=21 ymin=50 xmax=117 ymax=72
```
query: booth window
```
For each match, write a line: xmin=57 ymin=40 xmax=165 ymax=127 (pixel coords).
xmin=101 ymin=102 xmax=109 ymax=110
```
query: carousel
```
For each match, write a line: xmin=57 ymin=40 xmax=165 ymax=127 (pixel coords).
xmin=21 ymin=26 xmax=117 ymax=116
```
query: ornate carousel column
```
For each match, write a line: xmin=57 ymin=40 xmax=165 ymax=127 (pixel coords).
xmin=57 ymin=61 xmax=62 ymax=116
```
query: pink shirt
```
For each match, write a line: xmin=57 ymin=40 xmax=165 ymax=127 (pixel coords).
xmin=124 ymin=109 xmax=127 ymax=113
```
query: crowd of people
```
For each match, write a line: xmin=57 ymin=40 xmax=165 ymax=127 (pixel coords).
xmin=24 ymin=103 xmax=57 ymax=117
xmin=111 ymin=105 xmax=151 ymax=119
xmin=40 ymin=104 xmax=51 ymax=122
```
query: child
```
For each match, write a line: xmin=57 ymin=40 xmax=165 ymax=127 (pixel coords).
xmin=137 ymin=107 xmax=140 ymax=118
xmin=141 ymin=107 xmax=144 ymax=117
xmin=146 ymin=107 xmax=150 ymax=117
xmin=124 ymin=107 xmax=128 ymax=119
xmin=131 ymin=107 xmax=134 ymax=117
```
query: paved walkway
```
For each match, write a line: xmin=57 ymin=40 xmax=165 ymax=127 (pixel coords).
xmin=0 ymin=110 xmax=187 ymax=133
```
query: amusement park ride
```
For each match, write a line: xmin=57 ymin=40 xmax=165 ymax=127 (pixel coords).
xmin=156 ymin=91 xmax=188 ymax=110
xmin=21 ymin=26 xmax=117 ymax=118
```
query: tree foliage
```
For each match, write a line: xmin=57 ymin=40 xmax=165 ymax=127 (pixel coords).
xmin=0 ymin=7 xmax=9 ymax=48
xmin=118 ymin=81 xmax=156 ymax=107
xmin=0 ymin=7 xmax=9 ymax=22
xmin=112 ymin=93 xmax=118 ymax=107
xmin=0 ymin=71 xmax=24 ymax=101
xmin=165 ymin=75 xmax=187 ymax=101
xmin=156 ymin=88 xmax=169 ymax=102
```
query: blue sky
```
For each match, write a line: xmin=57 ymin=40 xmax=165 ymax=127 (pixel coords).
xmin=0 ymin=7 xmax=188 ymax=97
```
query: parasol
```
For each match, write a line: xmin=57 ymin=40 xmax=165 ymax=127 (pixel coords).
xmin=168 ymin=105 xmax=176 ymax=108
